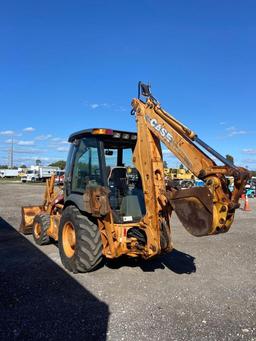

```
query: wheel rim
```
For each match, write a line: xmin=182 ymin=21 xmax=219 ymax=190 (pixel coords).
xmin=62 ymin=222 xmax=76 ymax=258
xmin=34 ymin=222 xmax=41 ymax=239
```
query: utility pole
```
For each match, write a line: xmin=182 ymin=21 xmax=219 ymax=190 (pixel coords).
xmin=8 ymin=137 xmax=14 ymax=168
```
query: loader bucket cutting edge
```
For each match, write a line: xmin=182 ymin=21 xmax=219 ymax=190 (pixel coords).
xmin=169 ymin=187 xmax=214 ymax=237
xmin=20 ymin=205 xmax=44 ymax=234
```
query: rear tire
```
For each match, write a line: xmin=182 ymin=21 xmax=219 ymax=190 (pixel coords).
xmin=58 ymin=205 xmax=103 ymax=273
xmin=33 ymin=213 xmax=51 ymax=245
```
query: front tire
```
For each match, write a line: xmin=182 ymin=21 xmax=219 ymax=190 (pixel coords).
xmin=58 ymin=206 xmax=103 ymax=273
xmin=33 ymin=213 xmax=51 ymax=245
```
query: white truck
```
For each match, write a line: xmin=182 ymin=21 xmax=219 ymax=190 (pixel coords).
xmin=21 ymin=166 xmax=60 ymax=183
xmin=0 ymin=169 xmax=19 ymax=178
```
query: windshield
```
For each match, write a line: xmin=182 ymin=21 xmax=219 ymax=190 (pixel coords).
xmin=56 ymin=171 xmax=65 ymax=176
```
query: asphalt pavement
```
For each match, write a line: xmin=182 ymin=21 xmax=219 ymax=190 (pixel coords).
xmin=0 ymin=183 xmax=255 ymax=340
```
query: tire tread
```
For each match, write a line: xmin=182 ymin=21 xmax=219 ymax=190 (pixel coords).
xmin=33 ymin=213 xmax=50 ymax=245
xmin=59 ymin=205 xmax=103 ymax=273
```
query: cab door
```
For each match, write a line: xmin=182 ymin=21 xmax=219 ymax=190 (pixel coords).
xmin=64 ymin=137 xmax=104 ymax=211
xmin=71 ymin=138 xmax=103 ymax=193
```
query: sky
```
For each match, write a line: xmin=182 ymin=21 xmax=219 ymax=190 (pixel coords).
xmin=0 ymin=0 xmax=255 ymax=169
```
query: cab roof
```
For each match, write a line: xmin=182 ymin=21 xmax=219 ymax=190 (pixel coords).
xmin=68 ymin=128 xmax=137 ymax=143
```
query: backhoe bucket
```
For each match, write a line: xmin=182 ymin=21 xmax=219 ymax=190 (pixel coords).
xmin=169 ymin=187 xmax=214 ymax=237
xmin=20 ymin=205 xmax=44 ymax=234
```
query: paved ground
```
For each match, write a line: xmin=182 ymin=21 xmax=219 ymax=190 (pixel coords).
xmin=0 ymin=182 xmax=255 ymax=340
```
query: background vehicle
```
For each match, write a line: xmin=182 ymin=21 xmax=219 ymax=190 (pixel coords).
xmin=20 ymin=83 xmax=250 ymax=273
xmin=246 ymin=188 xmax=255 ymax=198
xmin=21 ymin=166 xmax=60 ymax=182
xmin=55 ymin=170 xmax=65 ymax=185
xmin=165 ymin=168 xmax=195 ymax=189
xmin=0 ymin=169 xmax=19 ymax=178
xmin=194 ymin=179 xmax=205 ymax=187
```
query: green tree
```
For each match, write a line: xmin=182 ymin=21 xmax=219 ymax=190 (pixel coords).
xmin=49 ymin=160 xmax=66 ymax=170
xmin=36 ymin=159 xmax=41 ymax=166
xmin=179 ymin=163 xmax=184 ymax=169
xmin=226 ymin=154 xmax=234 ymax=164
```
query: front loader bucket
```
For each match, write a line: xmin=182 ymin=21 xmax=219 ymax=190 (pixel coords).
xmin=169 ymin=187 xmax=214 ymax=237
xmin=20 ymin=205 xmax=44 ymax=235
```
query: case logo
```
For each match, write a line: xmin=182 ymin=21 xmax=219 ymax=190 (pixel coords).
xmin=145 ymin=115 xmax=173 ymax=143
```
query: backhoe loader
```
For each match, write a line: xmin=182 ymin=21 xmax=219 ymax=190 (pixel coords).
xmin=20 ymin=83 xmax=250 ymax=273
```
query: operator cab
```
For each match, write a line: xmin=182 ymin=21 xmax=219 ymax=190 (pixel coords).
xmin=65 ymin=128 xmax=146 ymax=223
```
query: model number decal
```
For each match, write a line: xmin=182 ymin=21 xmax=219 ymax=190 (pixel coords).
xmin=145 ymin=115 xmax=173 ymax=143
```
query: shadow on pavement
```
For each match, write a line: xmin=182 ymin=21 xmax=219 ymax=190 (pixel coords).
xmin=106 ymin=248 xmax=196 ymax=274
xmin=0 ymin=217 xmax=109 ymax=340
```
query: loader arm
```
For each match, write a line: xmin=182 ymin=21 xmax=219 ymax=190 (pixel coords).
xmin=131 ymin=83 xmax=250 ymax=237
xmin=20 ymin=175 xmax=64 ymax=234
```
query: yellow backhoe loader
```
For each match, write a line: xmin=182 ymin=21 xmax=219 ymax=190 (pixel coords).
xmin=20 ymin=83 xmax=250 ymax=273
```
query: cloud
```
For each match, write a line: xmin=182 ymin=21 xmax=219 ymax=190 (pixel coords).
xmin=56 ymin=146 xmax=69 ymax=152
xmin=15 ymin=156 xmax=52 ymax=162
xmin=0 ymin=130 xmax=15 ymax=136
xmin=90 ymin=103 xmax=100 ymax=109
xmin=1 ymin=129 xmax=69 ymax=165
xmin=14 ymin=148 xmax=47 ymax=154
xmin=225 ymin=126 xmax=250 ymax=137
xmin=49 ymin=138 xmax=68 ymax=148
xmin=23 ymin=127 xmax=35 ymax=132
xmin=5 ymin=139 xmax=18 ymax=144
xmin=226 ymin=126 xmax=235 ymax=131
xmin=17 ymin=140 xmax=35 ymax=146
xmin=35 ymin=134 xmax=52 ymax=141
xmin=50 ymin=137 xmax=68 ymax=143
xmin=51 ymin=137 xmax=62 ymax=142
xmin=52 ymin=137 xmax=68 ymax=144
xmin=85 ymin=101 xmax=128 ymax=112
xmin=241 ymin=158 xmax=256 ymax=164
xmin=88 ymin=103 xmax=110 ymax=109
xmin=242 ymin=149 xmax=256 ymax=155
xmin=114 ymin=105 xmax=127 ymax=112
xmin=219 ymin=122 xmax=226 ymax=125
xmin=229 ymin=130 xmax=248 ymax=136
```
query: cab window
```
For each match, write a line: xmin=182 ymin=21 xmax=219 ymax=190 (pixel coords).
xmin=71 ymin=138 xmax=102 ymax=193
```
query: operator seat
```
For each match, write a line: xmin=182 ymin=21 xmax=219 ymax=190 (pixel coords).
xmin=108 ymin=167 xmax=127 ymax=193
xmin=108 ymin=167 xmax=128 ymax=209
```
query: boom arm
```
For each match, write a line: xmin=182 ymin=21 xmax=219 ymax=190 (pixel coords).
xmin=132 ymin=83 xmax=250 ymax=238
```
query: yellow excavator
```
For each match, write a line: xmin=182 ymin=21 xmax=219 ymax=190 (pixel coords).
xmin=20 ymin=83 xmax=250 ymax=273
